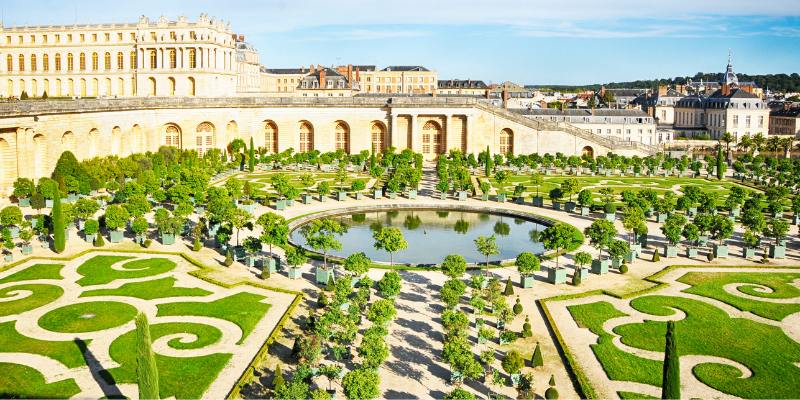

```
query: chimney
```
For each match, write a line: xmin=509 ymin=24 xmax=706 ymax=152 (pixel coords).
xmin=310 ymin=64 xmax=315 ymax=74
xmin=238 ymin=34 xmax=245 ymax=41
xmin=347 ymin=64 xmax=353 ymax=88
xmin=658 ymin=84 xmax=667 ymax=96
xmin=355 ymin=67 xmax=360 ymax=81
xmin=502 ymin=89 xmax=510 ymax=109
xmin=319 ymin=68 xmax=327 ymax=88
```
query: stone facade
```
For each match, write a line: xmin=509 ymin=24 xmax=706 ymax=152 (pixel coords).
xmin=0 ymin=97 xmax=652 ymax=197
xmin=1 ymin=14 xmax=238 ymax=98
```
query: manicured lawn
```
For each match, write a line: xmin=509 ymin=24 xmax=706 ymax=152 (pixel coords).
xmin=615 ymin=295 xmax=800 ymax=398
xmin=81 ymin=277 xmax=211 ymax=300
xmin=76 ymin=256 xmax=176 ymax=286
xmin=0 ymin=362 xmax=80 ymax=399
xmin=38 ymin=301 xmax=139 ymax=333
xmin=678 ymin=271 xmax=800 ymax=321
xmin=106 ymin=322 xmax=230 ymax=399
xmin=0 ymin=263 xmax=64 ymax=284
xmin=0 ymin=322 xmax=86 ymax=368
xmin=157 ymin=292 xmax=271 ymax=344
xmin=0 ymin=284 xmax=64 ymax=317
xmin=618 ymin=391 xmax=659 ymax=399
xmin=567 ymin=301 xmax=662 ymax=387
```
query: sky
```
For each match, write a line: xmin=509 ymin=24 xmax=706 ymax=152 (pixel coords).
xmin=2 ymin=0 xmax=799 ymax=85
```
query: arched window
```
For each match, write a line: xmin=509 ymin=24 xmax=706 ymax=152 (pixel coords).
xmin=67 ymin=53 xmax=74 ymax=71
xmin=5 ymin=55 xmax=12 ymax=72
xmin=188 ymin=77 xmax=196 ymax=96
xmin=31 ymin=79 xmax=37 ymax=96
xmin=55 ymin=54 xmax=61 ymax=71
xmin=6 ymin=80 xmax=12 ymax=97
xmin=61 ymin=131 xmax=76 ymax=154
xmin=30 ymin=54 xmax=36 ymax=71
xmin=33 ymin=134 xmax=47 ymax=178
xmin=149 ymin=50 xmax=157 ymax=69
xmin=148 ymin=77 xmax=156 ymax=96
xmin=105 ymin=78 xmax=112 ymax=96
xmin=164 ymin=124 xmax=181 ymax=147
xmin=91 ymin=78 xmax=98 ymax=97
xmin=169 ymin=49 xmax=176 ymax=69
xmin=104 ymin=52 xmax=111 ymax=70
xmin=18 ymin=54 xmax=24 ymax=71
xmin=132 ymin=124 xmax=144 ymax=154
xmin=264 ymin=120 xmax=278 ymax=153
xmin=196 ymin=122 xmax=215 ymax=157
xmin=188 ymin=49 xmax=196 ymax=69
xmin=55 ymin=79 xmax=62 ymax=96
xmin=88 ymin=128 xmax=100 ymax=158
xmin=299 ymin=121 xmax=314 ymax=153
xmin=42 ymin=54 xmax=49 ymax=71
xmin=167 ymin=77 xmax=176 ymax=95
xmin=117 ymin=52 xmax=124 ymax=69
xmin=79 ymin=79 xmax=87 ymax=97
xmin=334 ymin=121 xmax=350 ymax=153
xmin=118 ymin=78 xmax=125 ymax=96
xmin=91 ymin=52 xmax=98 ymax=70
xmin=79 ymin=53 xmax=86 ymax=70
xmin=499 ymin=128 xmax=513 ymax=155
xmin=67 ymin=78 xmax=74 ymax=96
xmin=111 ymin=126 xmax=121 ymax=155
xmin=370 ymin=121 xmax=386 ymax=153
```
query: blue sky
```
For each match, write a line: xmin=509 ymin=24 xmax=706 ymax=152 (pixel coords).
xmin=2 ymin=0 xmax=799 ymax=85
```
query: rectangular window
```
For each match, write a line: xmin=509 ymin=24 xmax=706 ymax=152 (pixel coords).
xmin=105 ymin=33 xmax=110 ymax=41
xmin=43 ymin=35 xmax=48 ymax=43
xmin=92 ymin=33 xmax=97 ymax=42
xmin=759 ymin=116 xmax=764 ymax=128
xmin=55 ymin=34 xmax=60 ymax=43
xmin=118 ymin=33 xmax=123 ymax=41
xmin=150 ymin=32 xmax=157 ymax=41
xmin=745 ymin=115 xmax=751 ymax=128
xmin=170 ymin=31 xmax=177 ymax=40
xmin=190 ymin=31 xmax=197 ymax=40
xmin=30 ymin=35 xmax=35 ymax=43
xmin=80 ymin=34 xmax=85 ymax=42
xmin=5 ymin=36 xmax=9 ymax=44
xmin=67 ymin=34 xmax=72 ymax=43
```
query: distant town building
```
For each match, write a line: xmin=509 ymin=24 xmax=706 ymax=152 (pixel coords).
xmin=635 ymin=85 xmax=685 ymax=125
xmin=597 ymin=88 xmax=645 ymax=109
xmin=437 ymin=79 xmax=488 ymax=96
xmin=513 ymin=108 xmax=661 ymax=145
xmin=769 ymin=105 xmax=800 ymax=138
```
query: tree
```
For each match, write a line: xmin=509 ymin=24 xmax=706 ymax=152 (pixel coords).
xmin=248 ymin=137 xmax=256 ymax=172
xmin=682 ymin=223 xmax=699 ymax=249
xmin=516 ymin=252 xmax=540 ymax=277
xmin=716 ymin=146 xmax=726 ymax=180
xmin=104 ymin=204 xmax=130 ymax=231
xmin=131 ymin=216 xmax=149 ymax=239
xmin=343 ymin=252 xmax=371 ymax=277
xmin=710 ymin=214 xmax=734 ymax=245
xmin=661 ymin=214 xmax=686 ymax=246
xmin=607 ymin=239 xmax=630 ymax=263
xmin=227 ymin=208 xmax=252 ymax=247
xmin=52 ymin=193 xmax=65 ymax=253
xmin=541 ymin=223 xmax=576 ymax=269
xmin=484 ymin=146 xmax=493 ymax=176
xmin=377 ymin=271 xmax=401 ymax=297
xmin=661 ymin=320 xmax=680 ymax=400
xmin=271 ymin=363 xmax=285 ymax=391
xmin=502 ymin=350 xmax=524 ymax=376
xmin=584 ymin=219 xmax=616 ymax=259
xmin=574 ymin=251 xmax=592 ymax=269
xmin=367 ymin=298 xmax=397 ymax=326
xmin=577 ymin=189 xmax=592 ymax=207
xmin=135 ymin=313 xmax=160 ymax=400
xmin=301 ymin=218 xmax=347 ymax=269
xmin=12 ymin=178 xmax=35 ymax=200
xmin=285 ymin=246 xmax=308 ymax=269
xmin=474 ymin=235 xmax=499 ymax=268
xmin=0 ymin=206 xmax=22 ymax=227
xmin=441 ymin=254 xmax=467 ymax=279
xmin=530 ymin=173 xmax=544 ymax=197
xmin=767 ymin=217 xmax=789 ymax=246
xmin=256 ymin=212 xmax=288 ymax=257
xmin=444 ymin=388 xmax=477 ymax=400
xmin=372 ymin=226 xmax=407 ymax=267
xmin=358 ymin=333 xmax=389 ymax=369
xmin=441 ymin=278 xmax=467 ymax=309
xmin=342 ymin=368 xmax=380 ymax=400
xmin=622 ymin=206 xmax=645 ymax=245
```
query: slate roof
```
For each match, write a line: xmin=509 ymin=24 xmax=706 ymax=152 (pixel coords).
xmin=263 ymin=68 xmax=309 ymax=74
xmin=438 ymin=79 xmax=488 ymax=89
xmin=513 ymin=108 xmax=650 ymax=117
xmin=771 ymin=108 xmax=800 ymax=118
xmin=381 ymin=66 xmax=430 ymax=72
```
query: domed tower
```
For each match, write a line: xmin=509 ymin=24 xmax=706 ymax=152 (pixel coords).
xmin=721 ymin=50 xmax=738 ymax=95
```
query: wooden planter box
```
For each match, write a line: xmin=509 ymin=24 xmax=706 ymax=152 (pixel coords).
xmin=664 ymin=245 xmax=679 ymax=258
xmin=316 ymin=267 xmax=334 ymax=284
xmin=275 ymin=199 xmax=287 ymax=210
xmin=547 ymin=267 xmax=567 ymax=284
xmin=769 ymin=244 xmax=786 ymax=259
xmin=611 ymin=258 xmax=622 ymax=268
xmin=238 ymin=203 xmax=256 ymax=214
xmin=624 ymin=252 xmax=636 ymax=263
xmin=496 ymin=193 xmax=506 ymax=203
xmin=388 ymin=192 xmax=398 ymax=199
xmin=564 ymin=202 xmax=576 ymax=212
xmin=686 ymin=247 xmax=699 ymax=258
xmin=21 ymin=245 xmax=33 ymax=255
xmin=337 ymin=191 xmax=347 ymax=201
xmin=657 ymin=213 xmax=668 ymax=223
xmin=458 ymin=191 xmax=468 ymax=201
xmin=161 ymin=233 xmax=176 ymax=245
xmin=302 ymin=194 xmax=313 ymax=204
xmin=85 ymin=233 xmax=96 ymax=244
xmin=355 ymin=192 xmax=364 ymax=200
xmin=18 ymin=197 xmax=30 ymax=207
xmin=373 ymin=189 xmax=383 ymax=199
xmin=577 ymin=267 xmax=590 ymax=281
xmin=552 ymin=201 xmax=562 ymax=210
xmin=45 ymin=199 xmax=54 ymax=208
xmin=407 ymin=189 xmax=417 ymax=199
xmin=743 ymin=247 xmax=756 ymax=258
xmin=481 ymin=194 xmax=489 ymax=201
xmin=591 ymin=259 xmax=609 ymax=274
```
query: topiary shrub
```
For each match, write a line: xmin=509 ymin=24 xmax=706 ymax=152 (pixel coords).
xmin=522 ymin=316 xmax=532 ymax=338
xmin=652 ymin=250 xmax=660 ymax=262
xmin=531 ymin=342 xmax=543 ymax=367
xmin=504 ymin=277 xmax=514 ymax=296
xmin=619 ymin=263 xmax=629 ymax=274
xmin=706 ymin=252 xmax=714 ymax=262
xmin=192 ymin=237 xmax=202 ymax=252
xmin=317 ymin=290 xmax=329 ymax=308
xmin=572 ymin=270 xmax=582 ymax=286
xmin=223 ymin=249 xmax=234 ymax=266
xmin=143 ymin=239 xmax=152 ymax=248
xmin=545 ymin=387 xmax=559 ymax=400
xmin=94 ymin=233 xmax=105 ymax=247
xmin=513 ymin=296 xmax=523 ymax=315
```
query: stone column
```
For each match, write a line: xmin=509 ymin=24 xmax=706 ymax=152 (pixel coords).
xmin=464 ymin=114 xmax=472 ymax=154
xmin=409 ymin=114 xmax=417 ymax=152
xmin=389 ymin=113 xmax=399 ymax=149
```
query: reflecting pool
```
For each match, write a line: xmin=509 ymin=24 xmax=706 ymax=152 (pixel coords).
xmin=290 ymin=209 xmax=548 ymax=265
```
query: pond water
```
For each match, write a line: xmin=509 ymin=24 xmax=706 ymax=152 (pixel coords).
xmin=290 ymin=209 xmax=548 ymax=265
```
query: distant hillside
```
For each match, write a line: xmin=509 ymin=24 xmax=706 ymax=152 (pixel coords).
xmin=530 ymin=72 xmax=800 ymax=93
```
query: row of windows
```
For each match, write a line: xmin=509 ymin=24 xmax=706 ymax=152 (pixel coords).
xmin=4 ymin=30 xmax=212 ymax=45
xmin=7 ymin=76 xmax=196 ymax=97
xmin=595 ymin=128 xmax=653 ymax=135
xmin=4 ymin=48 xmax=209 ymax=72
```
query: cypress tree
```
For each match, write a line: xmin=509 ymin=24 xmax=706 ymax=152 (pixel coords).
xmin=52 ymin=192 xmax=65 ymax=253
xmin=272 ymin=363 xmax=285 ymax=391
xmin=716 ymin=147 xmax=726 ymax=180
xmin=485 ymin=146 xmax=493 ymax=176
xmin=248 ymin=137 xmax=256 ymax=172
xmin=661 ymin=320 xmax=680 ymax=400
xmin=135 ymin=313 xmax=160 ymax=399
xmin=531 ymin=342 xmax=544 ymax=367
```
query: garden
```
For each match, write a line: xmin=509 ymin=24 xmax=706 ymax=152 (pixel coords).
xmin=0 ymin=252 xmax=294 ymax=399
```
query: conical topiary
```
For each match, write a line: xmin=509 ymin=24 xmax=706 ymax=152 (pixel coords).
xmin=522 ymin=316 xmax=532 ymax=338
xmin=531 ymin=342 xmax=544 ymax=367
xmin=261 ymin=263 xmax=271 ymax=279
xmin=661 ymin=320 xmax=680 ymax=400
xmin=572 ymin=270 xmax=582 ymax=286
xmin=223 ymin=248 xmax=233 ymax=266
xmin=94 ymin=233 xmax=105 ymax=247
xmin=326 ymin=274 xmax=335 ymax=291
xmin=513 ymin=296 xmax=523 ymax=315
xmin=272 ymin=363 xmax=285 ymax=391
xmin=192 ymin=237 xmax=201 ymax=251
xmin=549 ymin=374 xmax=556 ymax=387
xmin=504 ymin=277 xmax=514 ymax=296
xmin=652 ymin=250 xmax=660 ymax=262
xmin=318 ymin=290 xmax=329 ymax=308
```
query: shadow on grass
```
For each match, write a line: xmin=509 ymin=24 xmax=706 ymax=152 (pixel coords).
xmin=74 ymin=338 xmax=124 ymax=399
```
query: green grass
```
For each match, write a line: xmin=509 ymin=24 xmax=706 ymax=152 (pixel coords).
xmin=106 ymin=322 xmax=230 ymax=399
xmin=0 ymin=284 xmax=64 ymax=317
xmin=157 ymin=292 xmax=271 ymax=344
xmin=76 ymin=256 xmax=176 ymax=286
xmin=615 ymin=295 xmax=800 ymax=398
xmin=0 ymin=263 xmax=65 ymax=284
xmin=38 ymin=301 xmax=138 ymax=333
xmin=678 ymin=271 xmax=800 ymax=321
xmin=567 ymin=301 xmax=663 ymax=387
xmin=81 ymin=277 xmax=212 ymax=300
xmin=0 ymin=321 xmax=86 ymax=368
xmin=0 ymin=362 xmax=80 ymax=399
